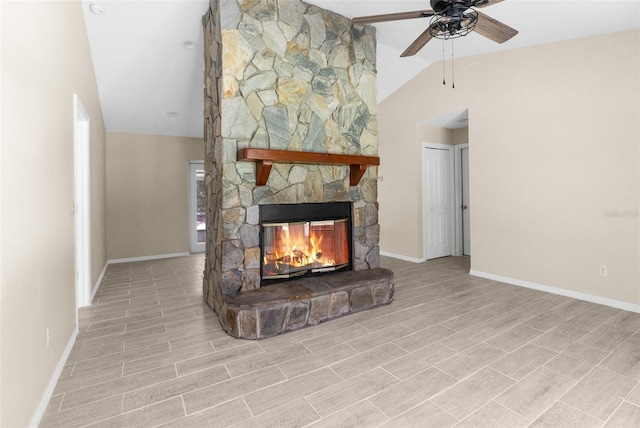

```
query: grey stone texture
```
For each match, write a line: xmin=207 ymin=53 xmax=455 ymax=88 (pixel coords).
xmin=202 ymin=3 xmax=224 ymax=313
xmin=203 ymin=0 xmax=388 ymax=339
xmin=221 ymin=268 xmax=394 ymax=339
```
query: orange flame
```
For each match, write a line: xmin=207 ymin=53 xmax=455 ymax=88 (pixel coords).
xmin=265 ymin=225 xmax=336 ymax=271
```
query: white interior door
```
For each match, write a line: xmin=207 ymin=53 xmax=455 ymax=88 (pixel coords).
xmin=461 ymin=147 xmax=470 ymax=255
xmin=74 ymin=94 xmax=92 ymax=308
xmin=188 ymin=161 xmax=205 ymax=253
xmin=424 ymin=146 xmax=453 ymax=260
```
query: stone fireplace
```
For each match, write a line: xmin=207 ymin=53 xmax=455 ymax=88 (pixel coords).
xmin=202 ymin=0 xmax=393 ymax=339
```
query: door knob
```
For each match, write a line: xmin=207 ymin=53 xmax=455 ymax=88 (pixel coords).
xmin=462 ymin=205 xmax=468 ymax=209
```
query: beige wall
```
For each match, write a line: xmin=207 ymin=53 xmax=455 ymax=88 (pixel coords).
xmin=452 ymin=127 xmax=469 ymax=145
xmin=106 ymin=133 xmax=204 ymax=260
xmin=417 ymin=123 xmax=468 ymax=146
xmin=1 ymin=1 xmax=107 ymax=426
xmin=379 ymin=30 xmax=639 ymax=306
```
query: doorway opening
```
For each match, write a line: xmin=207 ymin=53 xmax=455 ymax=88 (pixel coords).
xmin=422 ymin=109 xmax=470 ymax=261
xmin=456 ymin=144 xmax=470 ymax=256
xmin=74 ymin=94 xmax=92 ymax=308
xmin=188 ymin=161 xmax=205 ymax=253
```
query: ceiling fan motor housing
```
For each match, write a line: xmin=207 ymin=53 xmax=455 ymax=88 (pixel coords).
xmin=431 ymin=0 xmax=473 ymax=14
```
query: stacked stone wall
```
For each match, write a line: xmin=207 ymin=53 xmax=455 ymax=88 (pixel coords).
xmin=203 ymin=2 xmax=224 ymax=312
xmin=205 ymin=0 xmax=380 ymax=305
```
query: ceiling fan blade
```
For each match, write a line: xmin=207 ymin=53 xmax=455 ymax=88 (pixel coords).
xmin=474 ymin=11 xmax=518 ymax=43
xmin=473 ymin=0 xmax=505 ymax=8
xmin=352 ymin=10 xmax=434 ymax=25
xmin=400 ymin=26 xmax=435 ymax=57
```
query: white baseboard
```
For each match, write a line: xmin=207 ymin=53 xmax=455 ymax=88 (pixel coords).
xmin=470 ymin=270 xmax=640 ymax=314
xmin=30 ymin=325 xmax=79 ymax=428
xmin=380 ymin=250 xmax=426 ymax=264
xmin=108 ymin=252 xmax=190 ymax=265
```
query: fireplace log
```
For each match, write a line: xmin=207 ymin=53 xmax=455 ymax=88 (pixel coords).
xmin=237 ymin=148 xmax=380 ymax=186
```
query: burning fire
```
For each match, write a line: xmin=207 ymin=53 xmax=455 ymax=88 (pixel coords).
xmin=265 ymin=224 xmax=336 ymax=272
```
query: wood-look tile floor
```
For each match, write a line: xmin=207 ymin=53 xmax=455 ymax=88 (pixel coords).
xmin=40 ymin=255 xmax=640 ymax=427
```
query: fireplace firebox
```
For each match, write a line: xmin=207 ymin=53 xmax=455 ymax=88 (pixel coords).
xmin=260 ymin=202 xmax=352 ymax=283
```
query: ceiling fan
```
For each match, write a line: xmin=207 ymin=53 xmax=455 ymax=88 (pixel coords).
xmin=352 ymin=0 xmax=518 ymax=57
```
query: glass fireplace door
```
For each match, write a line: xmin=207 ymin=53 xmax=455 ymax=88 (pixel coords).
xmin=262 ymin=218 xmax=349 ymax=279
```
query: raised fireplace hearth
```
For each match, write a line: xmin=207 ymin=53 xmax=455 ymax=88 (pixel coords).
xmin=220 ymin=267 xmax=393 ymax=339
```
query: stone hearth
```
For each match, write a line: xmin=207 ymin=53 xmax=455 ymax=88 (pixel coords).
xmin=202 ymin=0 xmax=393 ymax=339
xmin=221 ymin=268 xmax=393 ymax=339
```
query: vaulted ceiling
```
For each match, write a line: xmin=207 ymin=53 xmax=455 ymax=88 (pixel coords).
xmin=81 ymin=0 xmax=640 ymax=138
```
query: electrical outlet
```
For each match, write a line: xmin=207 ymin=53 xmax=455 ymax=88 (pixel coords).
xmin=46 ymin=327 xmax=51 ymax=348
xmin=599 ymin=265 xmax=608 ymax=277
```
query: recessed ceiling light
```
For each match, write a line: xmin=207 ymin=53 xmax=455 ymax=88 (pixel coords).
xmin=89 ymin=3 xmax=104 ymax=15
xmin=167 ymin=111 xmax=179 ymax=118
xmin=182 ymin=40 xmax=197 ymax=50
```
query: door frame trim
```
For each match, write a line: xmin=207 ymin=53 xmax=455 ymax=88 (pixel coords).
xmin=454 ymin=143 xmax=469 ymax=257
xmin=74 ymin=94 xmax=92 ymax=309
xmin=422 ymin=143 xmax=455 ymax=260
xmin=188 ymin=160 xmax=205 ymax=254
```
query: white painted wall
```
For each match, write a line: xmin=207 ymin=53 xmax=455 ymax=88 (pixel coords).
xmin=376 ymin=42 xmax=432 ymax=102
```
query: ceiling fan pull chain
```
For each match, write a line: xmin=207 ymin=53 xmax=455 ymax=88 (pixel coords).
xmin=442 ymin=39 xmax=446 ymax=86
xmin=451 ymin=39 xmax=455 ymax=89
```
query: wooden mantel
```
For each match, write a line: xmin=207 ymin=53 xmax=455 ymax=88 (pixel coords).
xmin=237 ymin=148 xmax=380 ymax=186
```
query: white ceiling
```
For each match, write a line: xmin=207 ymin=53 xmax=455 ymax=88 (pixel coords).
xmin=82 ymin=0 xmax=640 ymax=138
xmin=426 ymin=108 xmax=469 ymax=130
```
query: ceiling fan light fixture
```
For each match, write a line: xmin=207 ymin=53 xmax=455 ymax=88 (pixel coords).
xmin=429 ymin=9 xmax=478 ymax=40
